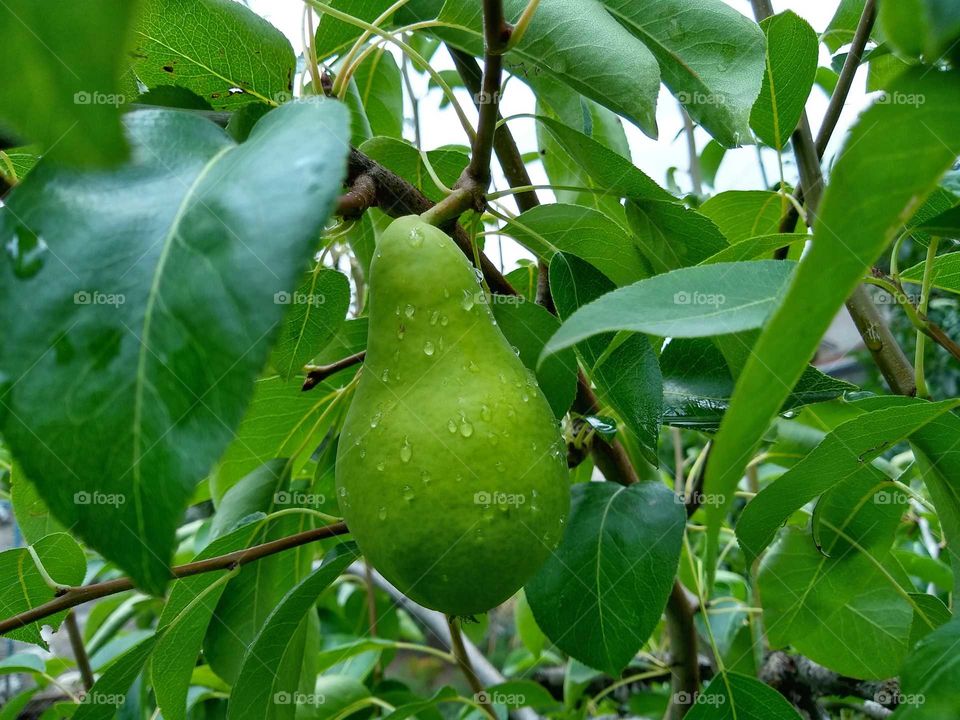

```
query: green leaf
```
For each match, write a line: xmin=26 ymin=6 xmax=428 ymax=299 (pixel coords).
xmin=685 ymin=672 xmax=801 ymax=719
xmin=701 ymin=234 xmax=809 ymax=264
xmin=503 ymin=204 xmax=649 ymax=287
xmin=536 ymin=116 xmax=674 ymax=203
xmin=227 ymin=544 xmax=360 ymax=720
xmin=152 ymin=519 xmax=268 ymax=720
xmin=74 ymin=636 xmax=157 ymax=720
xmin=132 ymin=0 xmax=295 ymax=109
xmin=10 ymin=463 xmax=64 ymax=545
xmin=359 ymin=136 xmax=468 ymax=202
xmin=0 ymin=0 xmax=135 ymax=165
xmin=591 ymin=336 xmax=663 ymax=467
xmin=0 ymin=146 xmax=41 ymax=185
xmin=525 ymin=482 xmax=685 ymax=674
xmin=204 ymin=461 xmax=317 ymax=685
xmin=315 ymin=0 xmax=397 ymax=59
xmin=382 ymin=687 xmax=458 ymax=720
xmin=625 ymin=200 xmax=728 ymax=273
xmin=401 ymin=0 xmax=660 ymax=136
xmin=0 ymin=653 xmax=45 ymax=675
xmin=737 ymin=398 xmax=960 ymax=562
xmin=751 ymin=12 xmax=818 ymax=150
xmin=907 ymin=592 xmax=951 ymax=646
xmin=486 ymin=680 xmax=559 ymax=710
xmin=823 ymin=0 xmax=874 ymax=52
xmin=0 ymin=101 xmax=349 ymax=595
xmin=491 ymin=300 xmax=577 ymax=418
xmin=758 ymin=473 xmax=914 ymax=679
xmin=541 ymin=261 xmax=796 ymax=359
xmin=351 ymin=50 xmax=404 ymax=139
xmin=599 ymin=0 xmax=767 ymax=147
xmin=212 ymin=374 xmax=346 ymax=499
xmin=705 ymin=68 xmax=960 ymax=576
xmin=272 ymin=268 xmax=351 ymax=379
xmin=700 ymin=191 xmax=791 ymax=243
xmin=0 ymin=533 xmax=86 ymax=648
xmin=660 ymin=338 xmax=853 ymax=430
xmin=894 ymin=616 xmax=960 ymax=718
xmin=902 ymin=251 xmax=960 ymax=293
xmin=548 ymin=253 xmax=617 ymax=368
xmin=514 ymin=590 xmax=547 ymax=659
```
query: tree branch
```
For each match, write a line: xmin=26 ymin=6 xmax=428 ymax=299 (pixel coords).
xmin=447 ymin=615 xmax=497 ymax=719
xmin=664 ymin=582 xmax=701 ymax=720
xmin=303 ymin=350 xmax=366 ymax=391
xmin=0 ymin=522 xmax=349 ymax=636
xmin=335 ymin=173 xmax=378 ymax=219
xmin=64 ymin=611 xmax=95 ymax=691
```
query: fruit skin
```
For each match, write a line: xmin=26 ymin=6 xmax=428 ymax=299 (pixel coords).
xmin=336 ymin=215 xmax=570 ymax=615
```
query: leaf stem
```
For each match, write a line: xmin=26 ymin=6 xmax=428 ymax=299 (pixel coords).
xmin=447 ymin=615 xmax=496 ymax=719
xmin=915 ymin=236 xmax=939 ymax=398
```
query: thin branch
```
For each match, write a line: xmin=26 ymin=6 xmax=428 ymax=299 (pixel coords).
xmin=303 ymin=350 xmax=366 ymax=391
xmin=664 ymin=582 xmax=700 ymax=720
xmin=336 ymin=174 xmax=378 ymax=219
xmin=0 ymin=522 xmax=349 ymax=636
xmin=64 ymin=611 xmax=95 ymax=691
xmin=447 ymin=615 xmax=496 ymax=720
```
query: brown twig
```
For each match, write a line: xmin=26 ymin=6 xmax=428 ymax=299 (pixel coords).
xmin=302 ymin=350 xmax=366 ymax=391
xmin=64 ymin=611 xmax=95 ymax=691
xmin=0 ymin=522 xmax=349 ymax=636
xmin=336 ymin=173 xmax=378 ymax=219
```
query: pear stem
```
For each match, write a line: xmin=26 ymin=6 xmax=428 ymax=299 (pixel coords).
xmin=447 ymin=615 xmax=497 ymax=719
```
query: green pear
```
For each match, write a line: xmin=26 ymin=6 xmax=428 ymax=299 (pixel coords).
xmin=336 ymin=215 xmax=570 ymax=615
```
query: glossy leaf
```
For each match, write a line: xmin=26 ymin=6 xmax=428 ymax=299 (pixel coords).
xmin=902 ymin=251 xmax=960 ymax=293
xmin=599 ymin=0 xmax=767 ymax=147
xmin=686 ymin=672 xmax=801 ymax=720
xmin=132 ymin=0 xmax=296 ymax=109
xmin=359 ymin=136 xmax=468 ymax=201
xmin=894 ymin=616 xmax=960 ymax=718
xmin=0 ymin=102 xmax=349 ymax=594
xmin=272 ymin=267 xmax=351 ymax=379
xmin=315 ymin=0 xmax=397 ymax=59
xmin=751 ymin=12 xmax=818 ymax=150
xmin=504 ymin=204 xmax=650 ymax=287
xmin=525 ymin=482 xmax=685 ymax=674
xmin=542 ymin=261 xmax=796 ymax=359
xmin=705 ymin=68 xmax=960 ymax=572
xmin=352 ymin=50 xmax=404 ymax=139
xmin=548 ymin=253 xmax=617 ymax=368
xmin=10 ymin=463 xmax=64 ymax=544
xmin=0 ymin=533 xmax=86 ymax=647
xmin=227 ymin=544 xmax=360 ymax=720
xmin=738 ymin=398 xmax=960 ymax=562
xmin=701 ymin=234 xmax=808 ymax=264
xmin=400 ymin=0 xmax=661 ymax=136
xmin=660 ymin=338 xmax=853 ymax=430
xmin=0 ymin=0 xmax=135 ymax=165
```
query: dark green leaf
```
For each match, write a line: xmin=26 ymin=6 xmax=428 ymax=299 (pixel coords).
xmin=352 ymin=50 xmax=404 ymax=139
xmin=686 ymin=672 xmax=801 ymax=719
xmin=10 ymin=463 xmax=64 ymax=544
xmin=359 ymin=136 xmax=467 ymax=202
xmin=526 ymin=482 xmax=685 ymax=674
xmin=700 ymin=191 xmax=792 ymax=243
xmin=895 ymin=616 xmax=960 ymax=718
xmin=315 ymin=0 xmax=397 ymax=59
xmin=0 ymin=101 xmax=349 ymax=594
xmin=74 ymin=636 xmax=157 ymax=720
xmin=625 ymin=200 xmax=728 ymax=273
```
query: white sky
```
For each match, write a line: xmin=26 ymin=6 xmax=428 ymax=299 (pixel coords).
xmin=248 ymin=0 xmax=869 ymax=269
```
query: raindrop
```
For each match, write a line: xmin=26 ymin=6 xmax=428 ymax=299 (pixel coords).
xmin=6 ymin=226 xmax=47 ymax=279
xmin=447 ymin=418 xmax=458 ymax=433
xmin=443 ymin=288 xmax=450 ymax=299
xmin=423 ymin=340 xmax=435 ymax=356
xmin=370 ymin=410 xmax=382 ymax=428
xmin=405 ymin=304 xmax=416 ymax=318
xmin=408 ymin=227 xmax=424 ymax=247
xmin=495 ymin=460 xmax=506 ymax=473
xmin=468 ymin=361 xmax=480 ymax=373
xmin=395 ymin=305 xmax=401 ymax=316
xmin=381 ymin=369 xmax=390 ymax=383
xmin=376 ymin=461 xmax=385 ymax=471
xmin=378 ymin=506 xmax=388 ymax=520
xmin=420 ymin=470 xmax=432 ymax=486
xmin=521 ymin=391 xmax=530 ymax=403
xmin=511 ymin=345 xmax=521 ymax=356
xmin=480 ymin=404 xmax=491 ymax=421
xmin=440 ymin=315 xmax=449 ymax=326
xmin=396 ymin=325 xmax=405 ymax=340
xmin=459 ymin=418 xmax=474 ymax=437
xmin=430 ymin=310 xmax=440 ymax=325
xmin=488 ymin=432 xmax=499 ymax=446
xmin=400 ymin=436 xmax=412 ymax=463
xmin=402 ymin=484 xmax=415 ymax=501
xmin=461 ymin=290 xmax=476 ymax=311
